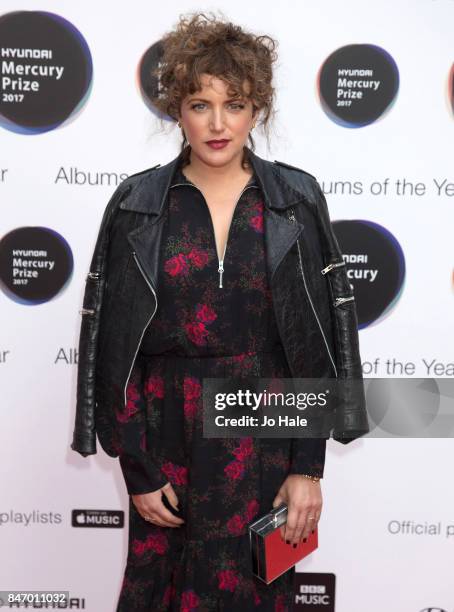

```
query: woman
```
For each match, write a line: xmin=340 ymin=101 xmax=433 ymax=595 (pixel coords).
xmin=72 ymin=12 xmax=368 ymax=612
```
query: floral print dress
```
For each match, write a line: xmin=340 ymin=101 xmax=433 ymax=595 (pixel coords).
xmin=115 ymin=160 xmax=325 ymax=611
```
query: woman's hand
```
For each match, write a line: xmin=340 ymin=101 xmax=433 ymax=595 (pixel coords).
xmin=131 ymin=482 xmax=185 ymax=528
xmin=272 ymin=475 xmax=322 ymax=546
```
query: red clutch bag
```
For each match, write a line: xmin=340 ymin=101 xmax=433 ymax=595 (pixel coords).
xmin=248 ymin=502 xmax=318 ymax=584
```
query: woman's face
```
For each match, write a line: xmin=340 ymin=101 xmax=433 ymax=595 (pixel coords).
xmin=177 ymin=73 xmax=256 ymax=168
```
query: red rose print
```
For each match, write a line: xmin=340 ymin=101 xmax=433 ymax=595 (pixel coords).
xmin=164 ymin=253 xmax=190 ymax=277
xmin=145 ymin=375 xmax=164 ymax=398
xmin=224 ymin=460 xmax=245 ymax=480
xmin=232 ymin=437 xmax=253 ymax=460
xmin=116 ymin=382 xmax=140 ymax=422
xmin=126 ymin=381 xmax=140 ymax=405
xmin=183 ymin=400 xmax=198 ymax=419
xmin=185 ymin=321 xmax=209 ymax=345
xmin=161 ymin=461 xmax=188 ymax=486
xmin=226 ymin=514 xmax=245 ymax=536
xmin=163 ymin=583 xmax=177 ymax=606
xmin=132 ymin=531 xmax=168 ymax=557
xmin=250 ymin=214 xmax=263 ymax=233
xmin=188 ymin=247 xmax=209 ymax=269
xmin=195 ymin=303 xmax=217 ymax=324
xmin=183 ymin=377 xmax=202 ymax=401
xmin=217 ymin=569 xmax=239 ymax=592
xmin=245 ymin=499 xmax=260 ymax=522
xmin=181 ymin=589 xmax=200 ymax=611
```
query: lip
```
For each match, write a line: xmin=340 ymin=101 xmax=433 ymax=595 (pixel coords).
xmin=206 ymin=139 xmax=230 ymax=149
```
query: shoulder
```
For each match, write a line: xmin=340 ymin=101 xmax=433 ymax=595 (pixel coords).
xmin=103 ymin=163 xmax=162 ymax=215
xmin=273 ymin=159 xmax=317 ymax=182
xmin=272 ymin=159 xmax=322 ymax=205
xmin=117 ymin=163 xmax=161 ymax=194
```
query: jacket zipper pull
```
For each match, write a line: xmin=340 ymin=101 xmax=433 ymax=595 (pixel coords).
xmin=333 ymin=295 xmax=355 ymax=307
xmin=321 ymin=261 xmax=346 ymax=275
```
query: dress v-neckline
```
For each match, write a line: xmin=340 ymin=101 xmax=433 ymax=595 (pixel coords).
xmin=172 ymin=166 xmax=258 ymax=285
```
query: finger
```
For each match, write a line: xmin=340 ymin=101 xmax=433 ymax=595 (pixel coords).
xmin=163 ymin=485 xmax=180 ymax=511
xmin=284 ymin=508 xmax=298 ymax=544
xmin=280 ymin=524 xmax=285 ymax=541
xmin=309 ymin=511 xmax=322 ymax=534
xmin=142 ymin=511 xmax=183 ymax=528
xmin=301 ymin=510 xmax=318 ymax=541
xmin=142 ymin=514 xmax=167 ymax=527
xmin=154 ymin=503 xmax=185 ymax=526
xmin=272 ymin=495 xmax=284 ymax=508
xmin=292 ymin=512 xmax=307 ymax=546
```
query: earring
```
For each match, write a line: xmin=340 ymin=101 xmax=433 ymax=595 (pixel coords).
xmin=177 ymin=121 xmax=182 ymax=128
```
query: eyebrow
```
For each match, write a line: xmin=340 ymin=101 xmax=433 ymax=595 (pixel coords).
xmin=186 ymin=96 xmax=246 ymax=104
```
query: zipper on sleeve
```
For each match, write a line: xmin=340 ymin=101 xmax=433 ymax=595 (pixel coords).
xmin=321 ymin=260 xmax=346 ymax=275
xmin=287 ymin=207 xmax=338 ymax=378
xmin=333 ymin=295 xmax=355 ymax=307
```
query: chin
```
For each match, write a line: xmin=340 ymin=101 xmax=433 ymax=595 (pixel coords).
xmin=192 ymin=144 xmax=244 ymax=166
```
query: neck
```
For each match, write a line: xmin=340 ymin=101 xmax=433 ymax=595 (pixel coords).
xmin=184 ymin=146 xmax=251 ymax=186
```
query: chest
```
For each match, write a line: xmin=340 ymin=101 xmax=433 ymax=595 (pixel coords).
xmin=167 ymin=183 xmax=263 ymax=268
xmin=205 ymin=194 xmax=239 ymax=262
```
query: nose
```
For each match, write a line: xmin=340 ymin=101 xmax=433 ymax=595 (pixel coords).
xmin=209 ymin=107 xmax=225 ymax=133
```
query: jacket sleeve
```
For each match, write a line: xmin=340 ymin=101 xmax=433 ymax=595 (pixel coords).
xmin=115 ymin=355 xmax=169 ymax=495
xmin=71 ymin=182 xmax=131 ymax=456
xmin=311 ymin=179 xmax=369 ymax=444
xmin=71 ymin=179 xmax=169 ymax=494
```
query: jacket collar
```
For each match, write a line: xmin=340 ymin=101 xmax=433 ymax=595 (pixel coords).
xmin=120 ymin=147 xmax=304 ymax=215
xmin=169 ymin=157 xmax=259 ymax=190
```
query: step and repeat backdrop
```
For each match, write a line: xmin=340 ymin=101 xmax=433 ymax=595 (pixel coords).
xmin=1 ymin=1 xmax=453 ymax=611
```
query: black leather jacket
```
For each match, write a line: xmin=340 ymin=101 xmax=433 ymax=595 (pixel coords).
xmin=71 ymin=148 xmax=369 ymax=459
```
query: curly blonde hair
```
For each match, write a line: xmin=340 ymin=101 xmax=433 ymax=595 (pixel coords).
xmin=151 ymin=11 xmax=278 ymax=167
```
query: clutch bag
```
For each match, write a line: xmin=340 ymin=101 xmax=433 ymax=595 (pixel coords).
xmin=248 ymin=502 xmax=318 ymax=584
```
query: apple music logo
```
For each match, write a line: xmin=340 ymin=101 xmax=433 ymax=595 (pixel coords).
xmin=71 ymin=509 xmax=124 ymax=528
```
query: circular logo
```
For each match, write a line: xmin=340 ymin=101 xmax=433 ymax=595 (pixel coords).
xmin=0 ymin=11 xmax=93 ymax=134
xmin=137 ymin=40 xmax=168 ymax=118
xmin=332 ymin=220 xmax=405 ymax=328
xmin=0 ymin=227 xmax=73 ymax=304
xmin=318 ymin=44 xmax=399 ymax=127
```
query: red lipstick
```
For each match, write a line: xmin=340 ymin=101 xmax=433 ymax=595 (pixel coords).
xmin=206 ymin=139 xmax=230 ymax=150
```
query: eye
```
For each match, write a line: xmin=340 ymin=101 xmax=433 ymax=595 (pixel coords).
xmin=189 ymin=101 xmax=246 ymax=112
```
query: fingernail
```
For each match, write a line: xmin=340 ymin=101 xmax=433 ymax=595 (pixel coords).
xmin=311 ymin=529 xmax=315 ymax=534
xmin=292 ymin=543 xmax=297 ymax=548
xmin=286 ymin=539 xmax=290 ymax=544
xmin=303 ymin=537 xmax=307 ymax=543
